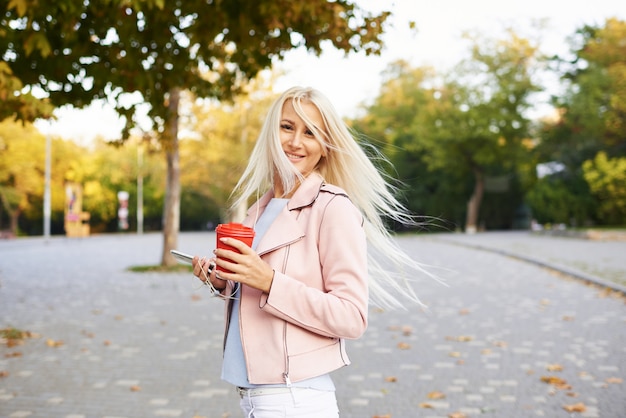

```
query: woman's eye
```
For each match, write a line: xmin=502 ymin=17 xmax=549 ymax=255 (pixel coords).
xmin=281 ymin=124 xmax=293 ymax=131
xmin=305 ymin=129 xmax=315 ymax=137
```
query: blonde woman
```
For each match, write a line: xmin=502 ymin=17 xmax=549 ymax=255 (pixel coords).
xmin=192 ymin=86 xmax=429 ymax=417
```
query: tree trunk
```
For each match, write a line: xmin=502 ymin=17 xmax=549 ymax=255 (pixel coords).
xmin=9 ymin=207 xmax=19 ymax=237
xmin=465 ymin=168 xmax=484 ymax=234
xmin=161 ymin=88 xmax=181 ymax=266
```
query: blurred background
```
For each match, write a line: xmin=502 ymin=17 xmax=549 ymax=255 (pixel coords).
xmin=1 ymin=0 xmax=624 ymax=263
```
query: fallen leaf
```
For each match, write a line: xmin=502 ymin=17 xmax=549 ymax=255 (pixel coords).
xmin=445 ymin=335 xmax=472 ymax=342
xmin=458 ymin=308 xmax=470 ymax=315
xmin=397 ymin=342 xmax=411 ymax=350
xmin=103 ymin=340 xmax=111 ymax=346
xmin=5 ymin=339 xmax=24 ymax=348
xmin=481 ymin=349 xmax=492 ymax=355
xmin=419 ymin=402 xmax=434 ymax=408
xmin=46 ymin=339 xmax=64 ymax=347
xmin=114 ymin=315 xmax=124 ymax=321
xmin=0 ymin=370 xmax=9 ymax=378
xmin=492 ymin=340 xmax=508 ymax=348
xmin=191 ymin=294 xmax=202 ymax=301
xmin=401 ymin=326 xmax=413 ymax=336
xmin=5 ymin=352 xmax=22 ymax=358
xmin=563 ymin=402 xmax=586 ymax=413
xmin=130 ymin=385 xmax=142 ymax=392
xmin=384 ymin=376 xmax=397 ymax=382
xmin=606 ymin=377 xmax=622 ymax=384
xmin=449 ymin=351 xmax=461 ymax=358
xmin=562 ymin=315 xmax=575 ymax=321
xmin=427 ymin=391 xmax=446 ymax=400
xmin=541 ymin=376 xmax=571 ymax=390
xmin=372 ymin=415 xmax=391 ymax=418
xmin=566 ymin=392 xmax=578 ymax=397
xmin=448 ymin=412 xmax=467 ymax=418
xmin=546 ymin=363 xmax=563 ymax=372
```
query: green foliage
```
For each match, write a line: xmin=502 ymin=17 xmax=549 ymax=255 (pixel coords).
xmin=583 ymin=152 xmax=626 ymax=224
xmin=1 ymin=0 xmax=389 ymax=131
xmin=0 ymin=119 xmax=44 ymax=233
xmin=525 ymin=171 xmax=595 ymax=226
xmin=354 ymin=27 xmax=543 ymax=231
xmin=1 ymin=0 xmax=390 ymax=264
xmin=532 ymin=18 xmax=626 ymax=227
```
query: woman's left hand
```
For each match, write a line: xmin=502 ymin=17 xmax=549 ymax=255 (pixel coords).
xmin=214 ymin=238 xmax=275 ymax=293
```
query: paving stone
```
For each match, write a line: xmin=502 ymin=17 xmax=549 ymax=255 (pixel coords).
xmin=0 ymin=231 xmax=624 ymax=417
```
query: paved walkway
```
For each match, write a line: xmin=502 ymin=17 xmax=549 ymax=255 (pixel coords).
xmin=0 ymin=231 xmax=624 ymax=418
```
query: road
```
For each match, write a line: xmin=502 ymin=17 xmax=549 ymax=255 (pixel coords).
xmin=0 ymin=231 xmax=624 ymax=418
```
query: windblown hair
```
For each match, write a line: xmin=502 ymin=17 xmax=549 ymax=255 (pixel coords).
xmin=231 ymin=86 xmax=435 ymax=309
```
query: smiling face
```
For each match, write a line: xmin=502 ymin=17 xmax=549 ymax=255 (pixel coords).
xmin=279 ymin=99 xmax=326 ymax=178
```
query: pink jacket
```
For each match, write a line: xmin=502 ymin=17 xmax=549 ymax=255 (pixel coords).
xmin=221 ymin=172 xmax=369 ymax=385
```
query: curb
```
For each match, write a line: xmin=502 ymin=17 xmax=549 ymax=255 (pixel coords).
xmin=431 ymin=238 xmax=626 ymax=297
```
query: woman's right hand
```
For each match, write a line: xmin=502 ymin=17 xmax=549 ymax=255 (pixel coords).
xmin=192 ymin=256 xmax=226 ymax=291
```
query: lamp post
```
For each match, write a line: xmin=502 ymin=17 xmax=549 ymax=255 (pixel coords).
xmin=137 ymin=139 xmax=144 ymax=234
xmin=43 ymin=131 xmax=51 ymax=242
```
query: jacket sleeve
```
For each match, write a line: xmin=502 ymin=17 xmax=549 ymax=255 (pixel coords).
xmin=260 ymin=194 xmax=369 ymax=339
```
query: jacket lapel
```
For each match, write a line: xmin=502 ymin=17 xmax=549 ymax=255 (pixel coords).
xmin=246 ymin=173 xmax=325 ymax=256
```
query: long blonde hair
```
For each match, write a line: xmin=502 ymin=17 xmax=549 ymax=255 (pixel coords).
xmin=231 ymin=86 xmax=435 ymax=309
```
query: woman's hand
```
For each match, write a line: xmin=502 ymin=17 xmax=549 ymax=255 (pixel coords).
xmin=214 ymin=237 xmax=275 ymax=293
xmin=192 ymin=256 xmax=225 ymax=291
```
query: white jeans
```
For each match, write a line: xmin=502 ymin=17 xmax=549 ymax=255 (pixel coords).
xmin=239 ymin=388 xmax=339 ymax=418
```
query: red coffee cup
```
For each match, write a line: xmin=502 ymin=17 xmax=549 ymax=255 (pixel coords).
xmin=215 ymin=223 xmax=255 ymax=273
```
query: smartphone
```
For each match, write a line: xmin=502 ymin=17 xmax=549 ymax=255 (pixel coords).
xmin=170 ymin=250 xmax=215 ymax=277
xmin=170 ymin=249 xmax=194 ymax=264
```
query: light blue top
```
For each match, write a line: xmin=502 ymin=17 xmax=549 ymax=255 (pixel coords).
xmin=221 ymin=198 xmax=334 ymax=391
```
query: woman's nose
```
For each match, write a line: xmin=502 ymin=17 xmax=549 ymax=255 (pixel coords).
xmin=289 ymin=132 xmax=302 ymax=147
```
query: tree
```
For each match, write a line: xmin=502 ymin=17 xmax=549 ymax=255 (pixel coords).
xmin=357 ymin=28 xmax=543 ymax=233
xmin=583 ymin=152 xmax=626 ymax=225
xmin=0 ymin=120 xmax=44 ymax=234
xmin=351 ymin=61 xmax=468 ymax=228
xmin=439 ymin=29 xmax=542 ymax=232
xmin=1 ymin=0 xmax=390 ymax=265
xmin=534 ymin=18 xmax=626 ymax=226
xmin=180 ymin=75 xmax=277 ymax=225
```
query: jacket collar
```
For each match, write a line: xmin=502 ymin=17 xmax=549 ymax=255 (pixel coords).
xmin=244 ymin=173 xmax=325 ymax=256
xmin=287 ymin=172 xmax=326 ymax=210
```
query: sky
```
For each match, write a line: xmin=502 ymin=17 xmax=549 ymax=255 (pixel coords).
xmin=36 ymin=0 xmax=626 ymax=143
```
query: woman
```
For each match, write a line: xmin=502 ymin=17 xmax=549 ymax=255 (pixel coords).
xmin=192 ymin=86 xmax=429 ymax=417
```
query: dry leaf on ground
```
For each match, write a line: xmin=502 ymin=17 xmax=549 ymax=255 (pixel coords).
xmin=46 ymin=339 xmax=64 ymax=347
xmin=427 ymin=391 xmax=446 ymax=399
xmin=541 ymin=375 xmax=571 ymax=390
xmin=563 ymin=402 xmax=586 ymax=412
xmin=546 ymin=363 xmax=563 ymax=372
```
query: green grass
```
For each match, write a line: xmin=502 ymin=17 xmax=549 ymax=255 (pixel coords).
xmin=127 ymin=264 xmax=193 ymax=273
xmin=0 ymin=327 xmax=27 ymax=340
